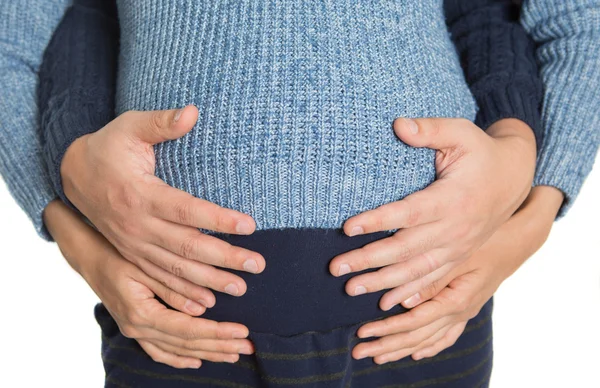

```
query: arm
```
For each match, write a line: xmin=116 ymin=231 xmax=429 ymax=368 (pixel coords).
xmin=37 ymin=0 xmax=266 ymax=306
xmin=444 ymin=0 xmax=543 ymax=140
xmin=521 ymin=0 xmax=600 ymax=216
xmin=43 ymin=199 xmax=254 ymax=369
xmin=353 ymin=185 xmax=564 ymax=363
xmin=38 ymin=0 xmax=119 ymax=210
xmin=0 ymin=0 xmax=71 ymax=240
xmin=329 ymin=0 xmax=545 ymax=307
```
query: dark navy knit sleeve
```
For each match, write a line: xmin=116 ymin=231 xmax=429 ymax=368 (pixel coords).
xmin=38 ymin=0 xmax=119 ymax=208
xmin=444 ymin=0 xmax=543 ymax=146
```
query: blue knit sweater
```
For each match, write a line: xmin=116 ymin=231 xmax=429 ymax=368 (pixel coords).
xmin=1 ymin=0 xmax=599 ymax=240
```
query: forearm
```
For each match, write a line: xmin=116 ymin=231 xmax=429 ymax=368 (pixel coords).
xmin=43 ymin=199 xmax=99 ymax=280
xmin=39 ymin=0 xmax=119 ymax=209
xmin=445 ymin=0 xmax=543 ymax=137
xmin=0 ymin=0 xmax=71 ymax=240
xmin=521 ymin=0 xmax=600 ymax=217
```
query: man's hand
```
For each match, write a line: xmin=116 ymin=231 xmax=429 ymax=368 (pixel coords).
xmin=61 ymin=105 xmax=266 ymax=307
xmin=44 ymin=200 xmax=255 ymax=369
xmin=350 ymin=186 xmax=563 ymax=364
xmin=329 ymin=118 xmax=537 ymax=310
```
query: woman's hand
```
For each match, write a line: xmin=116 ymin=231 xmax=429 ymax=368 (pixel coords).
xmin=61 ymin=105 xmax=266 ymax=307
xmin=330 ymin=118 xmax=537 ymax=310
xmin=350 ymin=186 xmax=564 ymax=364
xmin=43 ymin=200 xmax=255 ymax=369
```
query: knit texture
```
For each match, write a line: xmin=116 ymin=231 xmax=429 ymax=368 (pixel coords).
xmin=521 ymin=0 xmax=600 ymax=217
xmin=38 ymin=0 xmax=546 ymax=234
xmin=116 ymin=0 xmax=478 ymax=232
xmin=38 ymin=2 xmax=119 ymax=211
xmin=445 ymin=0 xmax=543 ymax=143
xmin=0 ymin=0 xmax=71 ymax=240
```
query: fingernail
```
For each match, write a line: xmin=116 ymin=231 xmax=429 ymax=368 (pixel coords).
xmin=184 ymin=299 xmax=203 ymax=314
xmin=225 ymin=354 xmax=239 ymax=363
xmin=236 ymin=220 xmax=253 ymax=234
xmin=338 ymin=263 xmax=351 ymax=276
xmin=348 ymin=226 xmax=364 ymax=237
xmin=404 ymin=293 xmax=421 ymax=308
xmin=174 ymin=108 xmax=184 ymax=122
xmin=354 ymin=285 xmax=367 ymax=296
xmin=232 ymin=330 xmax=247 ymax=339
xmin=224 ymin=283 xmax=239 ymax=296
xmin=413 ymin=353 xmax=423 ymax=361
xmin=239 ymin=345 xmax=254 ymax=355
xmin=243 ymin=259 xmax=259 ymax=273
xmin=405 ymin=118 xmax=419 ymax=134
xmin=191 ymin=360 xmax=202 ymax=368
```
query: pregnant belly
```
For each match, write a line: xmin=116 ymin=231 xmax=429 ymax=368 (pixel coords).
xmin=116 ymin=0 xmax=477 ymax=231
xmin=196 ymin=228 xmax=406 ymax=335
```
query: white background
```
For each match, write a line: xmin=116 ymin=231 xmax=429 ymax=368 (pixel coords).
xmin=0 ymin=165 xmax=598 ymax=388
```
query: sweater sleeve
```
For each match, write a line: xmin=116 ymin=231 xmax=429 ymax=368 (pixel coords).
xmin=0 ymin=0 xmax=71 ymax=241
xmin=520 ymin=0 xmax=600 ymax=217
xmin=38 ymin=0 xmax=119 ymax=212
xmin=444 ymin=0 xmax=544 ymax=143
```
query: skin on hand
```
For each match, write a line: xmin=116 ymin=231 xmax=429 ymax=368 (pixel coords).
xmin=43 ymin=200 xmax=255 ymax=369
xmin=329 ymin=118 xmax=538 ymax=311
xmin=60 ymin=105 xmax=266 ymax=308
xmin=350 ymin=186 xmax=564 ymax=364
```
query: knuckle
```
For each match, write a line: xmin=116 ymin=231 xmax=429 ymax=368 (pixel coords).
xmin=179 ymin=235 xmax=199 ymax=260
xmin=170 ymin=260 xmax=186 ymax=278
xmin=150 ymin=111 xmax=168 ymax=130
xmin=407 ymin=265 xmax=426 ymax=282
xmin=126 ymin=310 xmax=145 ymax=327
xmin=174 ymin=200 xmax=193 ymax=225
xmin=213 ymin=211 xmax=230 ymax=232
xmin=421 ymin=252 xmax=439 ymax=274
xmin=120 ymin=324 xmax=138 ymax=339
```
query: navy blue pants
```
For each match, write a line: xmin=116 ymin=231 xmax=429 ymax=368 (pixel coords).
xmin=97 ymin=229 xmax=493 ymax=387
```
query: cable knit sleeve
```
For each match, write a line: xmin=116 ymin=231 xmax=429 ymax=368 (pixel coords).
xmin=0 ymin=0 xmax=71 ymax=240
xmin=521 ymin=0 xmax=600 ymax=217
xmin=444 ymin=0 xmax=543 ymax=140
xmin=38 ymin=0 xmax=119 ymax=211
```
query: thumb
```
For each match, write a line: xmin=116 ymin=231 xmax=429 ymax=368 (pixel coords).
xmin=123 ymin=105 xmax=199 ymax=145
xmin=393 ymin=117 xmax=479 ymax=150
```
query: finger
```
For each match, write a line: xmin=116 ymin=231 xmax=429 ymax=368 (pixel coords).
xmin=343 ymin=182 xmax=447 ymax=235
xmin=148 ymin=218 xmax=265 ymax=274
xmin=397 ymin=264 xmax=463 ymax=310
xmin=138 ymin=268 xmax=207 ymax=316
xmin=353 ymin=318 xmax=449 ymax=360
xmin=150 ymin=336 xmax=254 ymax=357
xmin=138 ymin=340 xmax=202 ymax=369
xmin=411 ymin=322 xmax=467 ymax=360
xmin=378 ymin=263 xmax=454 ymax=311
xmin=330 ymin=223 xmax=446 ymax=276
xmin=149 ymin=183 xmax=256 ymax=234
xmin=139 ymin=244 xmax=248 ymax=296
xmin=357 ymin=290 xmax=455 ymax=338
xmin=133 ymin=255 xmax=216 ymax=308
xmin=122 ymin=105 xmax=199 ymax=145
xmin=344 ymin=249 xmax=446 ymax=297
xmin=152 ymin=339 xmax=242 ymax=363
xmin=393 ymin=117 xmax=481 ymax=150
xmin=147 ymin=304 xmax=250 ymax=340
xmin=373 ymin=324 xmax=452 ymax=364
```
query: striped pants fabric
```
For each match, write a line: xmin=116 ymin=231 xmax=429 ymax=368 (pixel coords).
xmin=96 ymin=229 xmax=494 ymax=388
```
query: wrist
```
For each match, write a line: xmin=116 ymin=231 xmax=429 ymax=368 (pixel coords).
xmin=486 ymin=118 xmax=535 ymax=142
xmin=60 ymin=134 xmax=91 ymax=203
xmin=43 ymin=199 xmax=102 ymax=280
